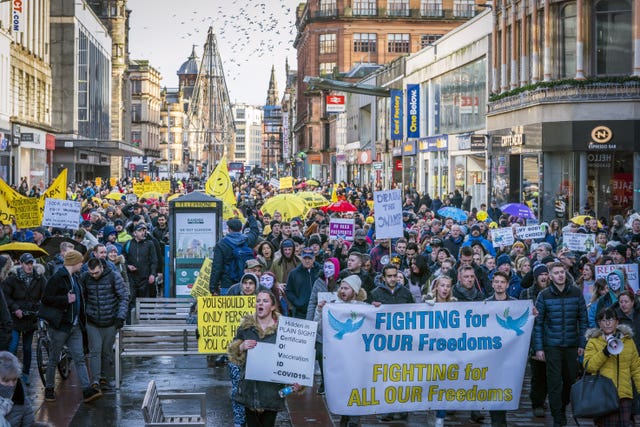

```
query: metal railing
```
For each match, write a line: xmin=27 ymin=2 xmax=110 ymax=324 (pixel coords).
xmin=488 ymin=81 xmax=640 ymax=114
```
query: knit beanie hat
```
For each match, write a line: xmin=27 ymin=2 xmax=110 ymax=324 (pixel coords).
xmin=532 ymin=264 xmax=549 ymax=282
xmin=64 ymin=250 xmax=84 ymax=266
xmin=496 ymin=253 xmax=512 ymax=268
xmin=341 ymin=274 xmax=362 ymax=294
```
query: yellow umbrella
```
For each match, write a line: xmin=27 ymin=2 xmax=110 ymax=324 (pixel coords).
xmin=223 ymin=203 xmax=245 ymax=221
xmin=0 ymin=242 xmax=48 ymax=257
xmin=306 ymin=179 xmax=320 ymax=187
xmin=140 ymin=191 xmax=165 ymax=200
xmin=297 ymin=191 xmax=329 ymax=209
xmin=260 ymin=194 xmax=308 ymax=221
xmin=105 ymin=192 xmax=124 ymax=201
xmin=569 ymin=215 xmax=603 ymax=228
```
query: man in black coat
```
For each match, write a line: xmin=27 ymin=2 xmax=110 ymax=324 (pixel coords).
xmin=124 ymin=223 xmax=158 ymax=304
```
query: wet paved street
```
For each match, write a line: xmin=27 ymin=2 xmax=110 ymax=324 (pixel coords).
xmin=24 ymin=352 xmax=583 ymax=426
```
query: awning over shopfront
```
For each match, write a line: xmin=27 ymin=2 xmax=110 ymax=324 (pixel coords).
xmin=56 ymin=139 xmax=144 ymax=156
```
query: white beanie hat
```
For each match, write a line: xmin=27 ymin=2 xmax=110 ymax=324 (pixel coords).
xmin=341 ymin=274 xmax=362 ymax=294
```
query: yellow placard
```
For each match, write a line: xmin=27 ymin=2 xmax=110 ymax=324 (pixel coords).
xmin=143 ymin=175 xmax=151 ymax=183
xmin=190 ymin=259 xmax=212 ymax=299
xmin=132 ymin=181 xmax=171 ymax=196
xmin=95 ymin=177 xmax=102 ymax=187
xmin=14 ymin=197 xmax=41 ymax=228
xmin=110 ymin=177 xmax=117 ymax=187
xmin=279 ymin=176 xmax=293 ymax=190
xmin=197 ymin=296 xmax=256 ymax=353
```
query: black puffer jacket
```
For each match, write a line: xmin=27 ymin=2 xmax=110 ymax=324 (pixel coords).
xmin=2 ymin=264 xmax=46 ymax=332
xmin=79 ymin=259 xmax=129 ymax=327
xmin=533 ymin=283 xmax=587 ymax=351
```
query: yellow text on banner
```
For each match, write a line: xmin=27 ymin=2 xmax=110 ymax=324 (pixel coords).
xmin=279 ymin=176 xmax=293 ymax=190
xmin=0 ymin=179 xmax=20 ymax=224
xmin=197 ymin=296 xmax=255 ymax=354
xmin=14 ymin=197 xmax=41 ymax=228
xmin=190 ymin=258 xmax=212 ymax=299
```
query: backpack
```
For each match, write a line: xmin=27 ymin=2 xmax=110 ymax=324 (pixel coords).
xmin=223 ymin=239 xmax=255 ymax=283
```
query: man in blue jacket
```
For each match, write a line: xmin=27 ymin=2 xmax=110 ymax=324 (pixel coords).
xmin=533 ymin=262 xmax=587 ymax=427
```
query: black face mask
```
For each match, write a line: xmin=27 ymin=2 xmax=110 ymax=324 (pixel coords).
xmin=0 ymin=383 xmax=15 ymax=399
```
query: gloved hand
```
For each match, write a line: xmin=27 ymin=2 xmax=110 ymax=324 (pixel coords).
xmin=114 ymin=318 xmax=124 ymax=329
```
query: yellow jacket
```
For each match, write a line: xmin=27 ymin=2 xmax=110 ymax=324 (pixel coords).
xmin=583 ymin=324 xmax=640 ymax=399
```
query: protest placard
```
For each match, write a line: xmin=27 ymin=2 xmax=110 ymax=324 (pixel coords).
xmin=269 ymin=178 xmax=280 ymax=190
xmin=14 ymin=197 xmax=41 ymax=229
xmin=42 ymin=198 xmax=81 ymax=229
xmin=490 ymin=227 xmax=515 ymax=247
xmin=373 ymin=189 xmax=403 ymax=239
xmin=329 ymin=218 xmax=355 ymax=241
xmin=317 ymin=292 xmax=338 ymax=305
xmin=279 ymin=176 xmax=293 ymax=190
xmin=197 ymin=296 xmax=255 ymax=353
xmin=323 ymin=301 xmax=534 ymax=415
xmin=562 ymin=232 xmax=596 ymax=252
xmin=595 ymin=263 xmax=639 ymax=291
xmin=190 ymin=258 xmax=212 ymax=299
xmin=132 ymin=181 xmax=171 ymax=196
xmin=245 ymin=316 xmax=317 ymax=387
xmin=515 ymin=225 xmax=546 ymax=240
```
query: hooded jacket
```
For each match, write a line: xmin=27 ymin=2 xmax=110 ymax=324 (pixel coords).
xmin=305 ymin=260 xmax=340 ymax=322
xmin=584 ymin=324 xmax=640 ymax=399
xmin=227 ymin=313 xmax=287 ymax=412
xmin=2 ymin=264 xmax=46 ymax=332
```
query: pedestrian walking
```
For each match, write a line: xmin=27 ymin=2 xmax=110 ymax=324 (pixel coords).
xmin=123 ymin=223 xmax=157 ymax=321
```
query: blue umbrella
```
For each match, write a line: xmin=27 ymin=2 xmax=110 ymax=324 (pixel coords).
xmin=501 ymin=203 xmax=536 ymax=219
xmin=437 ymin=207 xmax=468 ymax=222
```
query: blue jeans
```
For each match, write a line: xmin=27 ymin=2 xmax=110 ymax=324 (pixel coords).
xmin=46 ymin=325 xmax=90 ymax=390
xmin=9 ymin=329 xmax=34 ymax=375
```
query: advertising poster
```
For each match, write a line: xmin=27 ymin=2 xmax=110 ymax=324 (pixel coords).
xmin=323 ymin=301 xmax=534 ymax=415
xmin=175 ymin=212 xmax=217 ymax=262
xmin=390 ymin=90 xmax=403 ymax=141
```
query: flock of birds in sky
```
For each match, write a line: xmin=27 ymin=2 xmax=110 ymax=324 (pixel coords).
xmin=135 ymin=0 xmax=297 ymax=89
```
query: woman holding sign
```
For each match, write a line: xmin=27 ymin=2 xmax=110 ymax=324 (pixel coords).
xmin=228 ymin=290 xmax=302 ymax=427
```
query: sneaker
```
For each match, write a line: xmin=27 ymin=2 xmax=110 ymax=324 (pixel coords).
xmin=533 ymin=407 xmax=545 ymax=417
xmin=317 ymin=383 xmax=325 ymax=395
xmin=44 ymin=388 xmax=55 ymax=402
xmin=99 ymin=378 xmax=113 ymax=391
xmin=83 ymin=384 xmax=103 ymax=403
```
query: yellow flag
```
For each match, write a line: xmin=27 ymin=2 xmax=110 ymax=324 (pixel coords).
xmin=205 ymin=156 xmax=236 ymax=206
xmin=331 ymin=184 xmax=338 ymax=203
xmin=38 ymin=169 xmax=68 ymax=216
xmin=0 ymin=179 xmax=20 ymax=225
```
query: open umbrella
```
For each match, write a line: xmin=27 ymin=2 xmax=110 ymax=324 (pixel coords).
xmin=0 ymin=242 xmax=48 ymax=258
xmin=437 ymin=207 xmax=468 ymax=222
xmin=306 ymin=179 xmax=320 ymax=187
xmin=297 ymin=191 xmax=329 ymax=209
xmin=325 ymin=200 xmax=357 ymax=213
xmin=105 ymin=192 xmax=124 ymax=201
xmin=39 ymin=236 xmax=86 ymax=261
xmin=501 ymin=203 xmax=536 ymax=220
xmin=260 ymin=194 xmax=308 ymax=221
xmin=222 ymin=203 xmax=245 ymax=221
xmin=570 ymin=215 xmax=603 ymax=228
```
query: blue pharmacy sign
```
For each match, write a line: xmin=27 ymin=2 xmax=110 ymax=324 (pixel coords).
xmin=390 ymin=89 xmax=403 ymax=140
xmin=406 ymin=84 xmax=420 ymax=138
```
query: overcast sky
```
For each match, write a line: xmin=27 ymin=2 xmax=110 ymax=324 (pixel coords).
xmin=127 ymin=0 xmax=299 ymax=105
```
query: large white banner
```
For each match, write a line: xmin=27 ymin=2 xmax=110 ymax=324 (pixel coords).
xmin=323 ymin=301 xmax=534 ymax=415
xmin=373 ymin=189 xmax=403 ymax=239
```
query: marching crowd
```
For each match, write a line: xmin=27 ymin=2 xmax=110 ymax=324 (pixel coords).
xmin=0 ymin=175 xmax=639 ymax=426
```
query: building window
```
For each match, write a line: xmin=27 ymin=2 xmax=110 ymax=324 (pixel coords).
xmin=319 ymin=62 xmax=336 ymax=77
xmin=77 ymin=33 xmax=88 ymax=122
xmin=560 ymin=3 xmax=576 ymax=78
xmin=387 ymin=0 xmax=409 ymax=16
xmin=236 ymin=109 xmax=245 ymax=119
xmin=132 ymin=104 xmax=141 ymax=122
xmin=319 ymin=0 xmax=337 ymax=16
xmin=319 ymin=34 xmax=337 ymax=54
xmin=420 ymin=34 xmax=442 ymax=48
xmin=420 ymin=0 xmax=444 ymax=17
xmin=387 ymin=34 xmax=410 ymax=53
xmin=453 ymin=0 xmax=475 ymax=17
xmin=594 ymin=0 xmax=632 ymax=75
xmin=354 ymin=33 xmax=377 ymax=52
xmin=131 ymin=80 xmax=142 ymax=94
xmin=353 ymin=0 xmax=377 ymax=15
xmin=169 ymin=117 xmax=175 ymax=127
xmin=131 ymin=131 xmax=141 ymax=146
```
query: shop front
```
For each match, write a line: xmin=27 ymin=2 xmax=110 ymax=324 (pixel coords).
xmin=18 ymin=126 xmax=48 ymax=190
xmin=449 ymin=133 xmax=488 ymax=209
xmin=489 ymin=121 xmax=640 ymax=223
xmin=401 ymin=141 xmax=417 ymax=191
xmin=417 ymin=135 xmax=448 ymax=198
